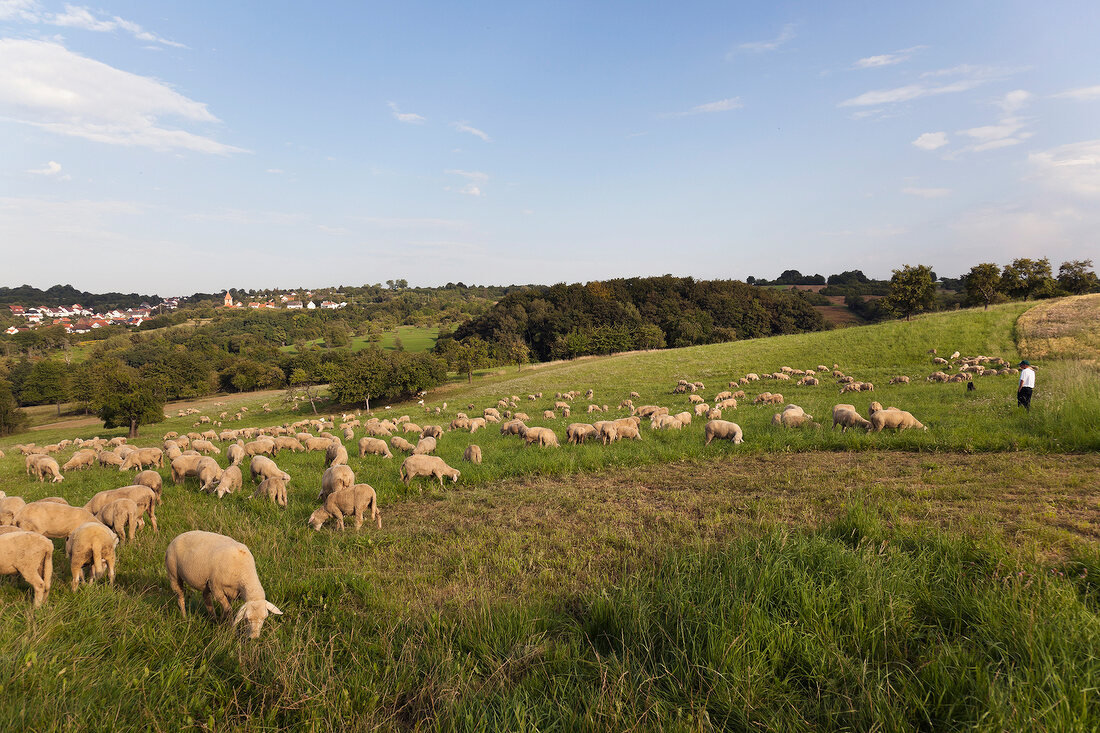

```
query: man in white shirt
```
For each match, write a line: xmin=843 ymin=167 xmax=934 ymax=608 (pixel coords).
xmin=1017 ymin=360 xmax=1035 ymax=410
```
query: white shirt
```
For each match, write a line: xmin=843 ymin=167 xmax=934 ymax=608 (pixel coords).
xmin=1019 ymin=367 xmax=1035 ymax=389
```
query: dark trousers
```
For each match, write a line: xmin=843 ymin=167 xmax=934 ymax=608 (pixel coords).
xmin=1018 ymin=386 xmax=1033 ymax=409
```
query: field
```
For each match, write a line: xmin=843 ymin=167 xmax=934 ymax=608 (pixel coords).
xmin=0 ymin=300 xmax=1097 ymax=730
xmin=279 ymin=325 xmax=439 ymax=354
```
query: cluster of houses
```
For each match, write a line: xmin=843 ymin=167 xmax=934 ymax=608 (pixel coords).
xmin=222 ymin=291 xmax=346 ymax=310
xmin=4 ymin=298 xmax=181 ymax=336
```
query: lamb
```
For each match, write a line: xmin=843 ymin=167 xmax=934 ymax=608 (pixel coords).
xmin=84 ymin=485 xmax=159 ymax=531
xmin=14 ymin=502 xmax=101 ymax=539
xmin=523 ymin=426 xmax=560 ymax=447
xmin=390 ymin=436 xmax=416 ymax=453
xmin=212 ymin=465 xmax=244 ymax=498
xmin=464 ymin=444 xmax=482 ymax=464
xmin=704 ymin=420 xmax=743 ymax=445
xmin=251 ymin=477 xmax=288 ymax=507
xmin=413 ymin=436 xmax=438 ymax=455
xmin=319 ymin=464 xmax=355 ymax=501
xmin=566 ymin=423 xmax=597 ymax=444
xmin=95 ymin=498 xmax=144 ymax=541
xmin=832 ymin=405 xmax=871 ymax=432
xmin=869 ymin=410 xmax=927 ymax=432
xmin=358 ymin=437 xmax=393 ymax=458
xmin=308 ymin=484 xmax=381 ymax=531
xmin=164 ymin=531 xmax=283 ymax=639
xmin=0 ymin=497 xmax=27 ymax=525
xmin=0 ymin=530 xmax=53 ymax=606
xmin=249 ymin=455 xmax=291 ymax=485
xmin=62 ymin=449 xmax=99 ymax=471
xmin=66 ymin=522 xmax=119 ymax=590
xmin=34 ymin=457 xmax=64 ymax=483
xmin=400 ymin=455 xmax=461 ymax=486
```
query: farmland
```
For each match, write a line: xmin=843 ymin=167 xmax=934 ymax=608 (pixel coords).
xmin=0 ymin=298 xmax=1097 ymax=730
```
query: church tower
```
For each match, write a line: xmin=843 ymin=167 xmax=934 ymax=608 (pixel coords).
xmin=224 ymin=291 xmax=233 ymax=307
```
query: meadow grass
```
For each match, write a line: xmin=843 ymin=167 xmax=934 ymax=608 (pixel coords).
xmin=0 ymin=300 xmax=1098 ymax=730
xmin=278 ymin=326 xmax=439 ymax=355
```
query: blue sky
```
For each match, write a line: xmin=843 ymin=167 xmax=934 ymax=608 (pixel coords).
xmin=2 ymin=1 xmax=1098 ymax=295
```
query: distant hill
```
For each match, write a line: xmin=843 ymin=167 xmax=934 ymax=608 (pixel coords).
xmin=0 ymin=284 xmax=160 ymax=311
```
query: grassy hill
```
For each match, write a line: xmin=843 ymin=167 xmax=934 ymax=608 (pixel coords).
xmin=0 ymin=301 xmax=1097 ymax=730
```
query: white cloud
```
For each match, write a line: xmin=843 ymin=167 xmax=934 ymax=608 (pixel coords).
xmin=670 ymin=97 xmax=743 ymax=117
xmin=854 ymin=46 xmax=925 ymax=69
xmin=1 ymin=2 xmax=186 ymax=47
xmin=444 ymin=169 xmax=488 ymax=181
xmin=955 ymin=117 xmax=1031 ymax=153
xmin=737 ymin=23 xmax=795 ymax=53
xmin=317 ymin=224 xmax=349 ymax=235
xmin=27 ymin=160 xmax=62 ymax=175
xmin=0 ymin=39 xmax=244 ymax=154
xmin=452 ymin=121 xmax=491 ymax=141
xmin=902 ymin=187 xmax=951 ymax=198
xmin=456 ymin=185 xmax=481 ymax=197
xmin=840 ymin=79 xmax=984 ymax=107
xmin=444 ymin=169 xmax=487 ymax=197
xmin=387 ymin=101 xmax=425 ymax=124
xmin=1052 ymin=85 xmax=1100 ymax=101
xmin=912 ymin=131 xmax=948 ymax=150
xmin=1029 ymin=139 xmax=1100 ymax=198
xmin=997 ymin=89 xmax=1032 ymax=114
xmin=0 ymin=0 xmax=38 ymax=21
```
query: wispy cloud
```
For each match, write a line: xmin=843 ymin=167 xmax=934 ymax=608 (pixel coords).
xmin=840 ymin=79 xmax=984 ymax=107
xmin=1052 ymin=85 xmax=1100 ymax=101
xmin=1029 ymin=139 xmax=1100 ymax=198
xmin=912 ymin=132 xmax=949 ymax=150
xmin=669 ymin=97 xmax=743 ymax=117
xmin=452 ymin=121 xmax=491 ymax=142
xmin=27 ymin=160 xmax=70 ymax=179
xmin=0 ymin=39 xmax=244 ymax=154
xmin=853 ymin=46 xmax=925 ymax=69
xmin=444 ymin=169 xmax=487 ymax=197
xmin=997 ymin=89 xmax=1032 ymax=114
xmin=387 ymin=101 xmax=425 ymax=124
xmin=1 ymin=2 xmax=186 ymax=47
xmin=736 ymin=23 xmax=795 ymax=53
xmin=0 ymin=0 xmax=38 ymax=22
xmin=902 ymin=187 xmax=951 ymax=198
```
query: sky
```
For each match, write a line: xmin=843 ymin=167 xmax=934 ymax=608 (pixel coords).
xmin=1 ymin=1 xmax=1098 ymax=295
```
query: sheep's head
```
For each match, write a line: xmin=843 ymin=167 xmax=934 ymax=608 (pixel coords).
xmin=235 ymin=600 xmax=283 ymax=639
xmin=448 ymin=469 xmax=460 ymax=483
xmin=307 ymin=508 xmax=330 ymax=530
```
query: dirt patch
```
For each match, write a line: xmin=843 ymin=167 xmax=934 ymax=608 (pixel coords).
xmin=1017 ymin=293 xmax=1100 ymax=362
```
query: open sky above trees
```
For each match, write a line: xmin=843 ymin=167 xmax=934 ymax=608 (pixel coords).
xmin=2 ymin=1 xmax=1099 ymax=294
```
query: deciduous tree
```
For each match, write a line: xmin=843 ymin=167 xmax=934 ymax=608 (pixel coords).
xmin=885 ymin=264 xmax=936 ymax=321
xmin=964 ymin=263 xmax=1001 ymax=310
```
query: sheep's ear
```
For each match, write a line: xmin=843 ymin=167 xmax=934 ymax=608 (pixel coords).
xmin=233 ymin=604 xmax=248 ymax=625
xmin=266 ymin=602 xmax=283 ymax=615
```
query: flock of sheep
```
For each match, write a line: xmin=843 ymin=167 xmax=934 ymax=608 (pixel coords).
xmin=0 ymin=350 xmax=1003 ymax=635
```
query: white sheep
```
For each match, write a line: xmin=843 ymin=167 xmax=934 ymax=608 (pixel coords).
xmin=164 ymin=531 xmax=283 ymax=639
xmin=704 ymin=420 xmax=743 ymax=445
xmin=66 ymin=522 xmax=119 ymax=591
xmin=95 ymin=498 xmax=144 ymax=542
xmin=400 ymin=455 xmax=460 ymax=487
xmin=308 ymin=484 xmax=381 ymax=531
xmin=0 ymin=530 xmax=53 ymax=606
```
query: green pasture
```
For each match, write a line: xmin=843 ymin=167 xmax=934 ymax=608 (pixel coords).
xmin=278 ymin=325 xmax=439 ymax=354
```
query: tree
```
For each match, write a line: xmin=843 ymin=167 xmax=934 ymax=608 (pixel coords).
xmin=964 ymin=263 xmax=1001 ymax=310
xmin=439 ymin=337 xmax=492 ymax=382
xmin=885 ymin=264 xmax=936 ymax=321
xmin=1057 ymin=259 xmax=1099 ymax=295
xmin=21 ymin=360 xmax=69 ymax=415
xmin=289 ymin=367 xmax=321 ymax=414
xmin=0 ymin=379 xmax=28 ymax=437
xmin=1001 ymin=258 xmax=1054 ymax=300
xmin=329 ymin=349 xmax=388 ymax=409
xmin=97 ymin=365 xmax=165 ymax=438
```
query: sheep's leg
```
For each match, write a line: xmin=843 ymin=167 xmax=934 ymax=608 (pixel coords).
xmin=212 ymin=589 xmax=232 ymax=619
xmin=106 ymin=554 xmax=115 ymax=585
xmin=202 ymin=586 xmax=215 ymax=617
xmin=334 ymin=508 xmax=345 ymax=531
xmin=20 ymin=566 xmax=45 ymax=606
xmin=70 ymin=560 xmax=82 ymax=591
xmin=147 ymin=505 xmax=158 ymax=532
xmin=353 ymin=507 xmax=363 ymax=530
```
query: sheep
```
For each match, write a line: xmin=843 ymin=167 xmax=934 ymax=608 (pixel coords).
xmin=302 ymin=436 xmax=334 ymax=452
xmin=273 ymin=436 xmax=305 ymax=453
xmin=616 ymin=424 xmax=642 ymax=441
xmin=226 ymin=442 xmax=246 ymax=466
xmin=633 ymin=405 xmax=664 ymax=418
xmin=463 ymin=444 xmax=482 ymax=464
xmin=688 ymin=394 xmax=705 ymax=404
xmin=252 ymin=477 xmax=288 ymax=507
xmin=523 ymin=426 xmax=560 ymax=447
xmin=308 ymin=484 xmax=381 ymax=531
xmin=247 ymin=457 xmax=289 ymax=489
xmin=694 ymin=403 xmax=710 ymax=416
xmin=450 ymin=417 xmax=471 ymax=431
xmin=95 ymin=498 xmax=144 ymax=541
xmin=797 ymin=376 xmax=820 ymax=386
xmin=772 ymin=412 xmax=820 ymax=429
xmin=598 ymin=423 xmax=618 ymax=444
xmin=213 ymin=465 xmax=244 ymax=498
xmin=84 ymin=485 xmax=159 ymax=531
xmin=870 ymin=410 xmax=927 ymax=432
xmin=325 ymin=442 xmax=349 ymax=467
xmin=566 ymin=423 xmax=598 ymax=444
xmin=413 ymin=436 xmax=438 ymax=455
xmin=889 ymin=376 xmax=911 ymax=385
xmin=62 ymin=449 xmax=98 ymax=471
xmin=165 ymin=531 xmax=283 ymax=639
xmin=467 ymin=417 xmax=487 ymax=433
xmin=66 ymin=522 xmax=119 ymax=591
xmin=513 ymin=412 xmax=530 ymax=422
xmin=543 ymin=410 xmax=556 ymax=420
xmin=0 ymin=497 xmax=27 ymax=525
xmin=119 ymin=447 xmax=164 ymax=471
xmin=402 ymin=423 xmax=423 ymax=435
xmin=832 ymin=405 xmax=871 ymax=432
xmin=34 ymin=457 xmax=64 ymax=483
xmin=390 ymin=436 xmax=416 ymax=453
xmin=359 ymin=437 xmax=393 ymax=459
xmin=651 ymin=414 xmax=684 ymax=430
xmin=0 ymin=530 xmax=53 ymax=606
xmin=422 ymin=425 xmax=444 ymax=439
xmin=950 ymin=350 xmax=960 ymax=360
xmin=704 ymin=420 xmax=744 ymax=445
xmin=499 ymin=419 xmax=527 ymax=437
xmin=14 ymin=502 xmax=101 ymax=539
xmin=706 ymin=408 xmax=722 ymax=420
xmin=191 ymin=439 xmax=221 ymax=455
xmin=400 ymin=455 xmax=460 ymax=486
xmin=172 ymin=455 xmax=222 ymax=489
xmin=932 ymin=356 xmax=948 ymax=365
xmin=319 ymin=464 xmax=355 ymax=501
xmin=717 ymin=398 xmax=738 ymax=410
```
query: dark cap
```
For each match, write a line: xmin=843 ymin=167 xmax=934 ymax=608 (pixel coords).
xmin=1019 ymin=360 xmax=1030 ymax=366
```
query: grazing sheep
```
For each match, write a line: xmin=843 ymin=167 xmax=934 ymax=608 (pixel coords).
xmin=227 ymin=442 xmax=246 ymax=466
xmin=651 ymin=414 xmax=683 ymax=430
xmin=797 ymin=376 xmax=820 ymax=386
xmin=421 ymin=425 xmax=443 ymax=439
xmin=213 ymin=465 xmax=244 ymax=498
xmin=597 ymin=423 xmax=618 ymax=444
xmin=119 ymin=447 xmax=164 ymax=471
xmin=390 ymin=436 xmax=416 ymax=453
xmin=616 ymin=424 xmax=642 ymax=441
xmin=413 ymin=436 xmax=438 ymax=455
xmin=249 ymin=456 xmax=290 ymax=485
xmin=513 ymin=412 xmax=530 ymax=422
xmin=308 ymin=484 xmax=381 ymax=531
xmin=463 ymin=444 xmax=482 ymax=464
xmin=468 ymin=417 xmax=487 ymax=433
xmin=402 ymin=423 xmax=423 ymax=436
xmin=302 ymin=436 xmax=333 ymax=452
xmin=95 ymin=498 xmax=143 ymax=541
xmin=358 ymin=437 xmax=393 ymax=459
xmin=520 ymin=426 xmax=558 ymax=447
xmin=172 ymin=455 xmax=222 ymax=489
xmin=870 ymin=410 xmax=927 ymax=432
xmin=889 ymin=376 xmax=911 ymax=385
xmin=694 ymin=403 xmax=710 ymax=416
xmin=543 ymin=410 xmax=556 ymax=419
xmin=400 ymin=455 xmax=460 ymax=486
xmin=84 ymin=485 xmax=159 ymax=531
xmin=499 ymin=419 xmax=527 ymax=437
xmin=704 ymin=420 xmax=744 ymax=446
xmin=450 ymin=417 xmax=471 ymax=431
xmin=688 ymin=394 xmax=704 ymax=404
xmin=324 ymin=442 xmax=349 ymax=467
xmin=66 ymin=522 xmax=119 ymax=591
xmin=0 ymin=530 xmax=53 ymax=606
xmin=273 ymin=436 xmax=305 ymax=453
xmin=319 ymin=465 xmax=356 ymax=501
xmin=252 ymin=477 xmax=288 ymax=507
xmin=191 ymin=439 xmax=221 ymax=455
xmin=772 ymin=412 xmax=820 ymax=429
xmin=14 ymin=502 xmax=101 ymax=539
xmin=62 ymin=449 xmax=99 ymax=471
xmin=34 ymin=457 xmax=64 ymax=483
xmin=0 ymin=497 xmax=26 ymax=526
xmin=832 ymin=405 xmax=871 ymax=432
xmin=566 ymin=423 xmax=598 ymax=444
xmin=165 ymin=531 xmax=283 ymax=639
